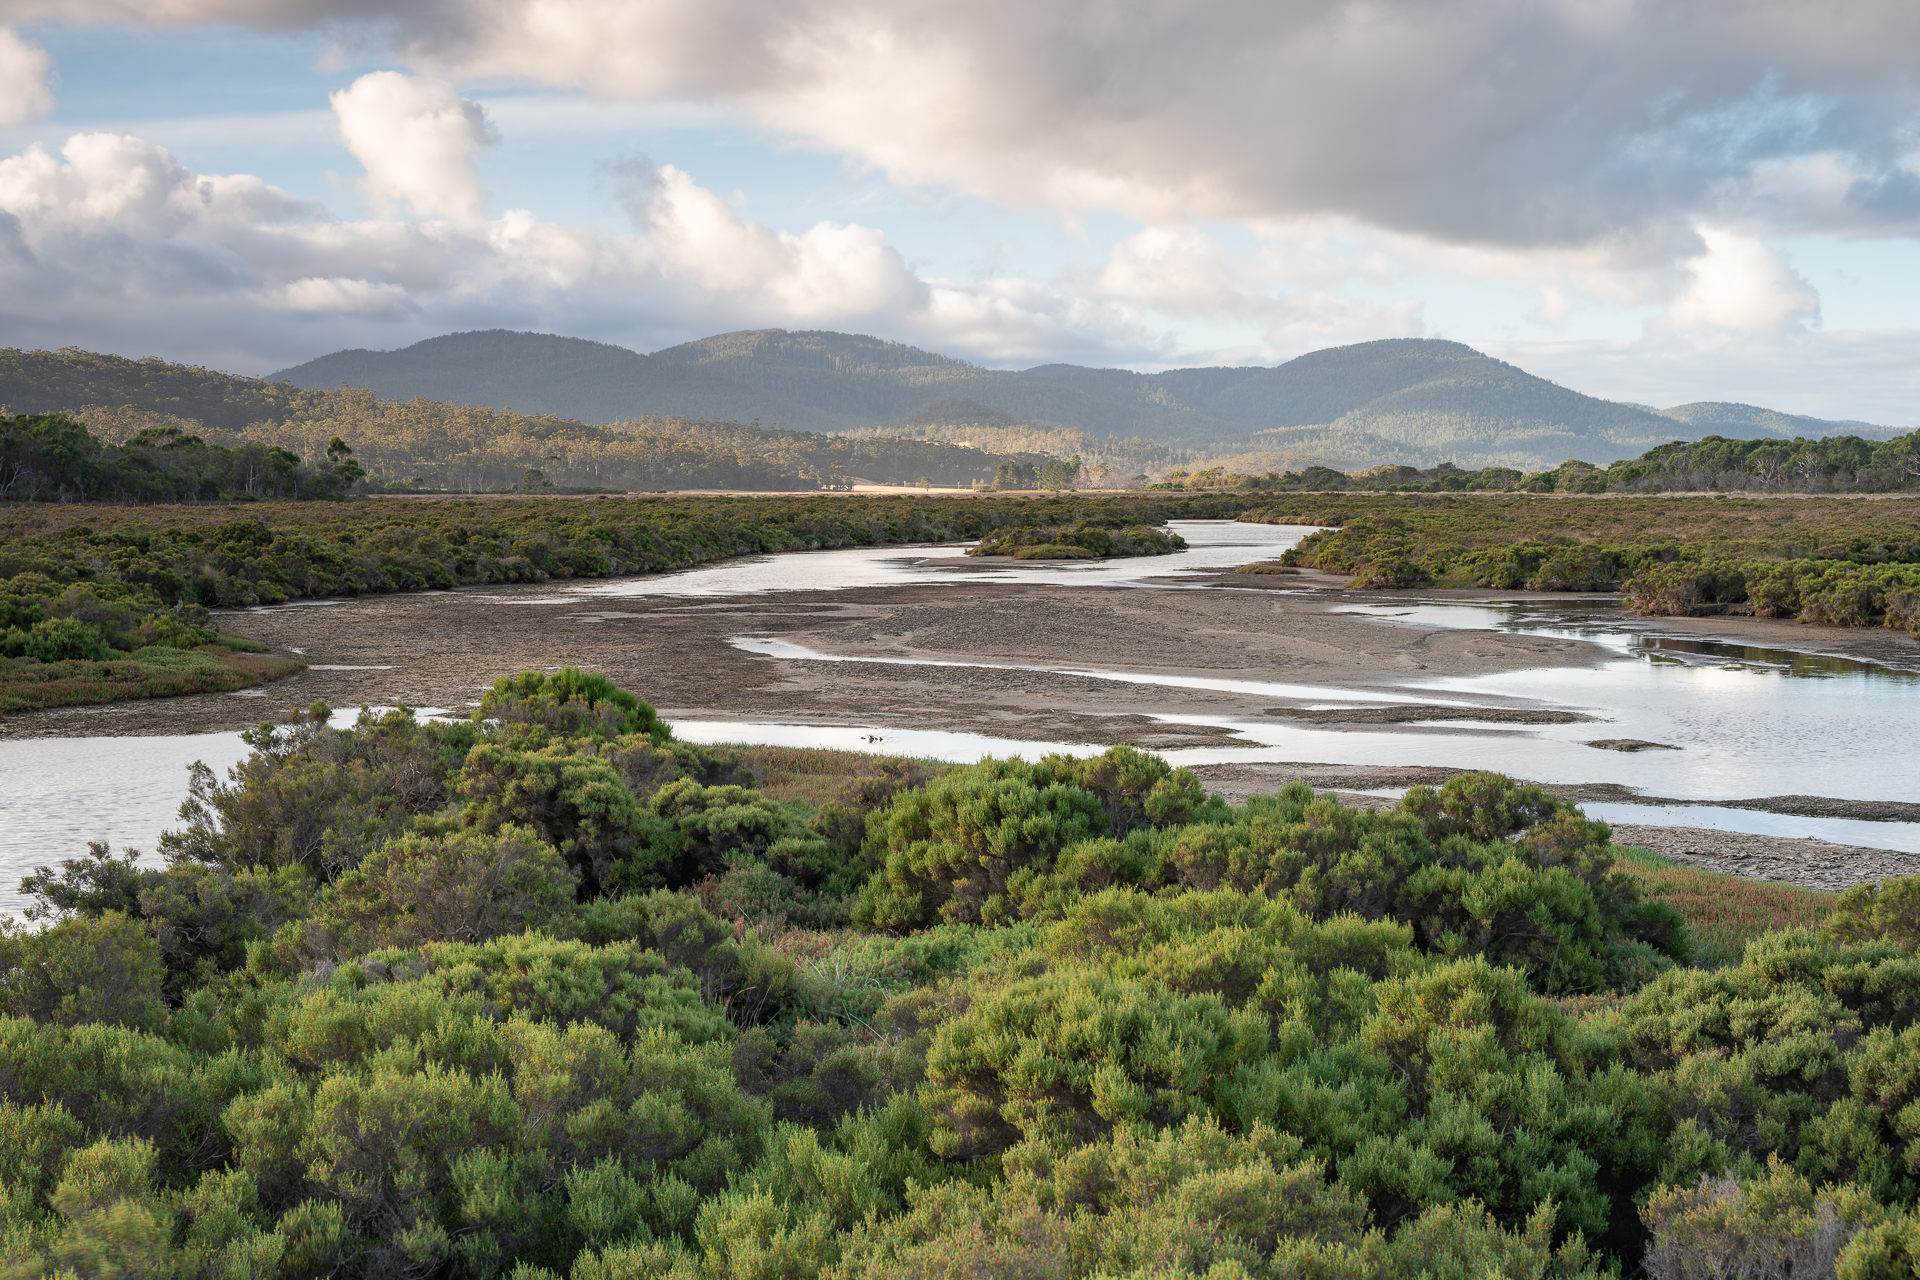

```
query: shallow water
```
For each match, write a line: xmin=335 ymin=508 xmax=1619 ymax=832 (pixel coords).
xmin=574 ymin=519 xmax=1316 ymax=597
xmin=6 ymin=521 xmax=1914 ymax=908
xmin=0 ymin=708 xmax=442 ymax=918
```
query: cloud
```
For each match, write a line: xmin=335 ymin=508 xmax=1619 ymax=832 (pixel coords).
xmin=1092 ymin=225 xmax=1270 ymax=319
xmin=330 ymin=71 xmax=497 ymax=221
xmin=1662 ymin=226 xmax=1820 ymax=334
xmin=0 ymin=27 xmax=54 ymax=126
xmin=0 ymin=125 xmax=1156 ymax=372
xmin=13 ymin=0 xmax=1920 ymax=250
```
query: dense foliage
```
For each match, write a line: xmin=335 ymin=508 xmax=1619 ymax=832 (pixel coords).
xmin=1247 ymin=493 xmax=1920 ymax=636
xmin=1156 ymin=431 xmax=1920 ymax=496
xmin=6 ymin=669 xmax=1917 ymax=1276
xmin=966 ymin=519 xmax=1188 ymax=560
xmin=2 ymin=413 xmax=366 ymax=504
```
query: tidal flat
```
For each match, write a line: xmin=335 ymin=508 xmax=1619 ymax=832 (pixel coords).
xmin=6 ymin=519 xmax=1916 ymax=894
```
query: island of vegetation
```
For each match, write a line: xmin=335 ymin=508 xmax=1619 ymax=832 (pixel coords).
xmin=1246 ymin=494 xmax=1920 ymax=638
xmin=0 ymin=669 xmax=1912 ymax=1276
xmin=965 ymin=518 xmax=1188 ymax=559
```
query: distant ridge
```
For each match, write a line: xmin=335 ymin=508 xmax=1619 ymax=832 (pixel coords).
xmin=272 ymin=330 xmax=829 ymax=429
xmin=240 ymin=327 xmax=1907 ymax=471
xmin=1656 ymin=401 xmax=1890 ymax=441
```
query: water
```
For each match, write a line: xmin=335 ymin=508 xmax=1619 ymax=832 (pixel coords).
xmin=6 ymin=521 xmax=1914 ymax=908
xmin=0 ymin=708 xmax=445 ymax=918
xmin=572 ymin=519 xmax=1317 ymax=597
xmin=0 ymin=731 xmax=256 ymax=916
xmin=1332 ymin=601 xmax=1920 ymax=801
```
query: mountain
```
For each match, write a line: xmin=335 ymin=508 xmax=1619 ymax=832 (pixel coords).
xmin=0 ymin=346 xmax=312 ymax=434
xmin=273 ymin=330 xmax=830 ymax=429
xmin=0 ymin=326 xmax=1860 ymax=476
xmin=1656 ymin=401 xmax=1900 ymax=441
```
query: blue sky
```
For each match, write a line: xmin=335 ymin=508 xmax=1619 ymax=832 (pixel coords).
xmin=1 ymin=1 xmax=1918 ymax=422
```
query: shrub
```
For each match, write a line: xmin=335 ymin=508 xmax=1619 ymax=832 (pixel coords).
xmin=854 ymin=758 xmax=1110 ymax=930
xmin=0 ymin=912 xmax=167 ymax=1030
xmin=288 ymin=824 xmax=579 ymax=960
xmin=477 ymin=667 xmax=670 ymax=744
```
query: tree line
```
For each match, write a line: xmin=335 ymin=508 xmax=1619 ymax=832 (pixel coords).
xmin=1156 ymin=430 xmax=1920 ymax=496
xmin=1246 ymin=493 xmax=1920 ymax=637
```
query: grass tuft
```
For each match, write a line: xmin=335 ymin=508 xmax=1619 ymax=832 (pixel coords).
xmin=1615 ymin=844 xmax=1839 ymax=969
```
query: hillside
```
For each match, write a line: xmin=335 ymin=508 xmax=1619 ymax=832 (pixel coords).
xmin=1657 ymin=401 xmax=1899 ymax=441
xmin=24 ymin=329 xmax=1911 ymax=479
xmin=272 ymin=330 xmax=829 ymax=430
xmin=0 ymin=347 xmax=314 ymax=433
xmin=269 ymin=328 xmax=1910 ymax=471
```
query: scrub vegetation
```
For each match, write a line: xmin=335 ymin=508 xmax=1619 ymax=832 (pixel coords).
xmin=5 ymin=670 xmax=1919 ymax=1278
xmin=1153 ymin=429 xmax=1920 ymax=495
xmin=1250 ymin=493 xmax=1920 ymax=636
xmin=967 ymin=519 xmax=1189 ymax=560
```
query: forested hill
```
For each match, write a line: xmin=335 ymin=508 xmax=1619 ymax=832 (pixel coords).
xmin=267 ymin=328 xmax=1909 ymax=472
xmin=0 ymin=345 xmax=1082 ymax=493
xmin=1656 ymin=400 xmax=1886 ymax=439
xmin=0 ymin=347 xmax=314 ymax=433
xmin=273 ymin=330 xmax=822 ymax=430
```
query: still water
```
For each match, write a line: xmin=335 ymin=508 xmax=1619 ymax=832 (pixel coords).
xmin=3 ymin=521 xmax=1913 ymax=914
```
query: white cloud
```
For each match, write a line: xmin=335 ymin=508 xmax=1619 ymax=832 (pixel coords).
xmin=1093 ymin=225 xmax=1270 ymax=319
xmin=0 ymin=28 xmax=53 ymax=126
xmin=330 ymin=71 xmax=497 ymax=221
xmin=0 ymin=126 xmax=1157 ymax=371
xmin=1662 ymin=226 xmax=1820 ymax=334
xmin=275 ymin=275 xmax=414 ymax=315
xmin=7 ymin=0 xmax=1920 ymax=247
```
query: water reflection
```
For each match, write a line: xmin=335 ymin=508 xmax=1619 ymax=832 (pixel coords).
xmin=576 ymin=520 xmax=1317 ymax=597
xmin=1338 ymin=599 xmax=1920 ymax=678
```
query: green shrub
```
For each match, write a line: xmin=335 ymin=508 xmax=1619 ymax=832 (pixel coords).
xmin=478 ymin=667 xmax=670 ymax=744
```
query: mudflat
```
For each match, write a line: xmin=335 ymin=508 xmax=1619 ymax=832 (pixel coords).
xmin=6 ymin=560 xmax=1914 ymax=891
xmin=0 ymin=574 xmax=1622 ymax=743
xmin=3 ymin=566 xmax=1908 ymax=747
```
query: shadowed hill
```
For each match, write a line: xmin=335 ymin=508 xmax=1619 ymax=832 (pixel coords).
xmin=272 ymin=330 xmax=829 ymax=430
xmin=1656 ymin=401 xmax=1899 ymax=441
xmin=0 ymin=347 xmax=314 ymax=434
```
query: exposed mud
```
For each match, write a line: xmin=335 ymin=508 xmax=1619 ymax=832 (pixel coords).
xmin=3 ymin=560 xmax=1911 ymax=894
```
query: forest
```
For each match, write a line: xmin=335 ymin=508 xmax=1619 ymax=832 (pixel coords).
xmin=0 ymin=669 xmax=1914 ymax=1277
xmin=1157 ymin=429 xmax=1920 ymax=496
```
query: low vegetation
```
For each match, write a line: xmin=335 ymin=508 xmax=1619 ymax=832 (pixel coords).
xmin=967 ymin=518 xmax=1188 ymax=559
xmin=0 ymin=564 xmax=303 ymax=710
xmin=4 ymin=670 xmax=1919 ymax=1277
xmin=1249 ymin=492 xmax=1920 ymax=636
xmin=0 ymin=493 xmax=1232 ymax=612
xmin=1156 ymin=429 xmax=1920 ymax=495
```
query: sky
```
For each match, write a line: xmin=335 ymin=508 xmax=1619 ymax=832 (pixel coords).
xmin=0 ymin=1 xmax=1918 ymax=422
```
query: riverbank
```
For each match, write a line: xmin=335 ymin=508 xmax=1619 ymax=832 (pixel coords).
xmin=4 ymin=526 xmax=1913 ymax=893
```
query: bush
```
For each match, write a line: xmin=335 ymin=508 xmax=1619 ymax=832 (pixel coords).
xmin=0 ymin=912 xmax=167 ymax=1030
xmin=477 ymin=667 xmax=671 ymax=744
xmin=287 ymin=824 xmax=578 ymax=960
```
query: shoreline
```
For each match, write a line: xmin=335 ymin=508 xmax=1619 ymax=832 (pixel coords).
xmin=2 ymin=558 xmax=1912 ymax=891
